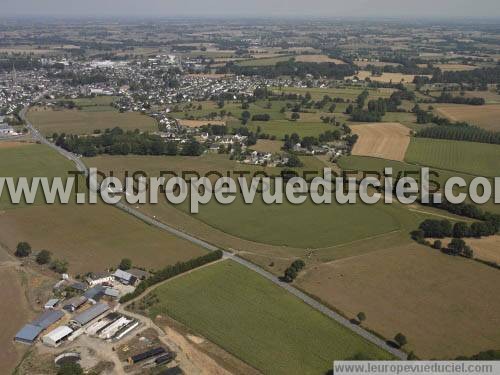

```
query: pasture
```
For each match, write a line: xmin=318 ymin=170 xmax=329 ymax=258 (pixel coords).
xmin=404 ymin=137 xmax=500 ymax=177
xmin=249 ymin=139 xmax=284 ymax=153
xmin=297 ymin=242 xmax=500 ymax=359
xmin=27 ymin=107 xmax=157 ymax=135
xmin=0 ymin=144 xmax=207 ymax=273
xmin=434 ymin=104 xmax=500 ymax=131
xmin=146 ymin=260 xmax=393 ymax=375
xmin=350 ymin=122 xmax=410 ymax=161
xmin=272 ymin=86 xmax=395 ymax=101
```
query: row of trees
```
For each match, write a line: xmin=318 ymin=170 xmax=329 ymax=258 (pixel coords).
xmin=417 ymin=217 xmax=499 ymax=240
xmin=416 ymin=123 xmax=500 ymax=145
xmin=219 ymin=59 xmax=356 ymax=79
xmin=120 ymin=250 xmax=223 ymax=303
xmin=435 ymin=92 xmax=485 ymax=105
xmin=283 ymin=129 xmax=342 ymax=151
xmin=54 ymin=128 xmax=204 ymax=157
xmin=431 ymin=65 xmax=500 ymax=85
xmin=282 ymin=259 xmax=305 ymax=282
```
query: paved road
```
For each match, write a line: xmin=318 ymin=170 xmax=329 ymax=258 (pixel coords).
xmin=21 ymin=104 xmax=407 ymax=360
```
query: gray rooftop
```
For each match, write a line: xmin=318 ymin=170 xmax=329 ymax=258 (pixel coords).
xmin=15 ymin=324 xmax=43 ymax=343
xmin=72 ymin=303 xmax=110 ymax=326
xmin=31 ymin=310 xmax=65 ymax=329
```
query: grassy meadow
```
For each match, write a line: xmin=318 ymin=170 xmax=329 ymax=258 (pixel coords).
xmin=144 ymin=260 xmax=393 ymax=375
xmin=405 ymin=138 xmax=500 ymax=177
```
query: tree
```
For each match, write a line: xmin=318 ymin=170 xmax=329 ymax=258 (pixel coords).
xmin=448 ymin=238 xmax=466 ymax=256
xmin=36 ymin=250 xmax=52 ymax=265
xmin=15 ymin=242 xmax=31 ymax=258
xmin=51 ymin=259 xmax=68 ymax=274
xmin=453 ymin=222 xmax=469 ymax=238
xmin=394 ymin=333 xmax=407 ymax=348
xmin=119 ymin=258 xmax=132 ymax=270
xmin=291 ymin=112 xmax=300 ymax=121
xmin=357 ymin=312 xmax=366 ymax=323
xmin=432 ymin=240 xmax=442 ymax=250
xmin=57 ymin=362 xmax=83 ymax=375
xmin=286 ymin=154 xmax=303 ymax=167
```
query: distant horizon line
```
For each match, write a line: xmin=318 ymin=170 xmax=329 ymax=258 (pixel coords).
xmin=1 ymin=14 xmax=500 ymax=22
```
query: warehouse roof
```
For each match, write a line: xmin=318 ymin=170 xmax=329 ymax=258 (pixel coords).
xmin=14 ymin=324 xmax=43 ymax=343
xmin=31 ymin=310 xmax=65 ymax=329
xmin=71 ymin=303 xmax=110 ymax=326
xmin=43 ymin=325 xmax=73 ymax=342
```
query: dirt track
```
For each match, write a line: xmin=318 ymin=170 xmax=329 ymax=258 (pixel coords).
xmin=350 ymin=122 xmax=410 ymax=161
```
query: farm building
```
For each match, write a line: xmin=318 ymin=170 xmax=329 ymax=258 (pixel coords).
xmin=86 ymin=272 xmax=113 ymax=286
xmin=113 ymin=269 xmax=137 ymax=285
xmin=14 ymin=324 xmax=44 ymax=345
xmin=104 ymin=287 xmax=120 ymax=299
xmin=128 ymin=347 xmax=166 ymax=364
xmin=63 ymin=296 xmax=88 ymax=312
xmin=69 ymin=282 xmax=87 ymax=292
xmin=14 ymin=310 xmax=65 ymax=345
xmin=44 ymin=298 xmax=60 ymax=310
xmin=128 ymin=268 xmax=150 ymax=280
xmin=84 ymin=285 xmax=106 ymax=301
xmin=31 ymin=310 xmax=65 ymax=329
xmin=42 ymin=325 xmax=74 ymax=347
xmin=70 ymin=303 xmax=110 ymax=327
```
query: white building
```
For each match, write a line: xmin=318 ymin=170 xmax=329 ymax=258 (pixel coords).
xmin=86 ymin=272 xmax=113 ymax=286
xmin=42 ymin=326 xmax=73 ymax=347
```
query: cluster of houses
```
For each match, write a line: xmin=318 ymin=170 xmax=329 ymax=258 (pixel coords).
xmin=14 ymin=268 xmax=148 ymax=348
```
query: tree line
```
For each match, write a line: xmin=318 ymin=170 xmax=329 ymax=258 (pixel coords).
xmin=120 ymin=250 xmax=223 ymax=303
xmin=218 ymin=59 xmax=356 ymax=79
xmin=53 ymin=127 xmax=204 ymax=157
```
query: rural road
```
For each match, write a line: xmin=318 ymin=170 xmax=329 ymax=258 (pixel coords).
xmin=21 ymin=103 xmax=407 ymax=360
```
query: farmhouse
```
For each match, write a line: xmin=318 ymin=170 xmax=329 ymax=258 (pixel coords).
xmin=86 ymin=272 xmax=113 ymax=286
xmin=42 ymin=325 xmax=74 ymax=347
xmin=113 ymin=269 xmax=137 ymax=285
xmin=70 ymin=303 xmax=110 ymax=327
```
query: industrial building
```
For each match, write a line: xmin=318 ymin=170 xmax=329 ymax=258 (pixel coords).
xmin=14 ymin=310 xmax=65 ymax=344
xmin=70 ymin=303 xmax=110 ymax=327
xmin=42 ymin=325 xmax=74 ymax=347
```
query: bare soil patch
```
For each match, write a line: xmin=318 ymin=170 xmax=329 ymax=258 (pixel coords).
xmin=350 ymin=122 xmax=410 ymax=161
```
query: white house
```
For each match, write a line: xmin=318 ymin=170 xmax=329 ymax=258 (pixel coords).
xmin=86 ymin=272 xmax=113 ymax=286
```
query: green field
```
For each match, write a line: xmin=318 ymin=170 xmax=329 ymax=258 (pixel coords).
xmin=27 ymin=106 xmax=157 ymax=135
xmin=145 ymin=260 xmax=393 ymax=375
xmin=405 ymin=138 xmax=500 ymax=177
xmin=86 ymin=153 xmax=432 ymax=249
xmin=271 ymin=86 xmax=395 ymax=101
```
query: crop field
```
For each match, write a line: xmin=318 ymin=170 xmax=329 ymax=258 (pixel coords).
xmin=463 ymin=90 xmax=500 ymax=104
xmin=237 ymin=55 xmax=293 ymax=66
xmin=294 ymin=54 xmax=345 ymax=64
xmin=0 ymin=144 xmax=206 ymax=274
xmin=146 ymin=260 xmax=393 ymax=375
xmin=352 ymin=71 xmax=426 ymax=83
xmin=434 ymin=104 xmax=500 ymax=131
xmin=27 ymin=106 xmax=157 ymax=135
xmin=177 ymin=119 xmax=226 ymax=127
xmin=435 ymin=63 xmax=477 ymax=71
xmin=350 ymin=122 xmax=410 ymax=161
xmin=0 ymin=267 xmax=33 ymax=375
xmin=338 ymin=155 xmax=500 ymax=215
xmin=297 ymin=242 xmax=500 ymax=359
xmin=404 ymin=138 xmax=500 ymax=177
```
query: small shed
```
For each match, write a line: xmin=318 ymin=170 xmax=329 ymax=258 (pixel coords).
xmin=44 ymin=298 xmax=60 ymax=310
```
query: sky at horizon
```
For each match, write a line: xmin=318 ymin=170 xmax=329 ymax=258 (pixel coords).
xmin=2 ymin=0 xmax=500 ymax=18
